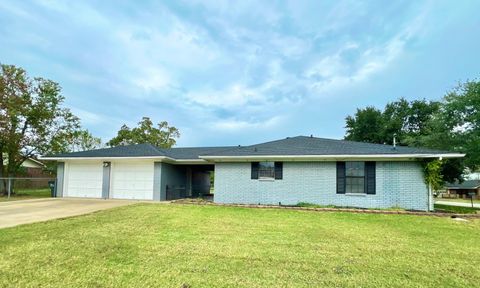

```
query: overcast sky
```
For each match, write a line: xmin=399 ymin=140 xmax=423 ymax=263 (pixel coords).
xmin=1 ymin=0 xmax=479 ymax=147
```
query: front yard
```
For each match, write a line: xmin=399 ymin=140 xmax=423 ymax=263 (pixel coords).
xmin=0 ymin=188 xmax=51 ymax=202
xmin=1 ymin=204 xmax=479 ymax=287
xmin=435 ymin=197 xmax=480 ymax=204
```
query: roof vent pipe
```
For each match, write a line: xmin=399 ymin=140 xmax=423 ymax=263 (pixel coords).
xmin=310 ymin=134 xmax=313 ymax=138
xmin=393 ymin=133 xmax=397 ymax=150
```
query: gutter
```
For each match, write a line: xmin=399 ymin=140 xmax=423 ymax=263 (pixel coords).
xmin=39 ymin=156 xmax=175 ymax=161
xmin=198 ymin=153 xmax=466 ymax=162
xmin=40 ymin=153 xmax=466 ymax=163
xmin=38 ymin=155 xmax=210 ymax=164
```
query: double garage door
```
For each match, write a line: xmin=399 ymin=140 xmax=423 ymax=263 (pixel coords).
xmin=64 ymin=161 xmax=154 ymax=200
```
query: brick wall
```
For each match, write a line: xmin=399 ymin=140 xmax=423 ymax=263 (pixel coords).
xmin=214 ymin=161 xmax=430 ymax=211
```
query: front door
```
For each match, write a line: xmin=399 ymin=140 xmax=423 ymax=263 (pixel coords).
xmin=192 ymin=171 xmax=211 ymax=197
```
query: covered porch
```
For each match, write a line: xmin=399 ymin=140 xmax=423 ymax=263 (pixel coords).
xmin=159 ymin=163 xmax=214 ymax=201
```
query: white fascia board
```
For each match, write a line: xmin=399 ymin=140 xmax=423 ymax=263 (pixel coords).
xmin=39 ymin=156 xmax=174 ymax=161
xmin=160 ymin=158 xmax=209 ymax=164
xmin=173 ymin=159 xmax=209 ymax=164
xmin=39 ymin=156 xmax=209 ymax=164
xmin=199 ymin=153 xmax=465 ymax=162
xmin=26 ymin=157 xmax=46 ymax=167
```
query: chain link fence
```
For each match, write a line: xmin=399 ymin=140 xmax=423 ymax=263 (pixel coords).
xmin=0 ymin=177 xmax=56 ymax=200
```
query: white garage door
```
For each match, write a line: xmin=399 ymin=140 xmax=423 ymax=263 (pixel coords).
xmin=111 ymin=161 xmax=154 ymax=200
xmin=65 ymin=162 xmax=103 ymax=198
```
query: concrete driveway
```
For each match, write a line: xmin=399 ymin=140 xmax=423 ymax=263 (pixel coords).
xmin=0 ymin=198 xmax=135 ymax=229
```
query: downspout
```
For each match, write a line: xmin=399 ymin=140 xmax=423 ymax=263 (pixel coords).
xmin=427 ymin=183 xmax=432 ymax=212
xmin=427 ymin=156 xmax=443 ymax=212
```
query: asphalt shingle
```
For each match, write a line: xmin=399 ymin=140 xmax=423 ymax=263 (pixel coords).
xmin=46 ymin=143 xmax=164 ymax=158
xmin=45 ymin=136 xmax=459 ymax=159
xmin=200 ymin=136 xmax=457 ymax=156
xmin=445 ymin=180 xmax=480 ymax=189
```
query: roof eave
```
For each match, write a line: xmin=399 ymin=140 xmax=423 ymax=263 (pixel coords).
xmin=39 ymin=156 xmax=174 ymax=161
xmin=199 ymin=153 xmax=466 ymax=162
xmin=39 ymin=155 xmax=210 ymax=164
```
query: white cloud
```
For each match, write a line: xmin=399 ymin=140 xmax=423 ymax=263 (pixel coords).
xmin=185 ymin=84 xmax=267 ymax=108
xmin=305 ymin=14 xmax=425 ymax=95
xmin=132 ymin=67 xmax=172 ymax=93
xmin=34 ymin=0 xmax=109 ymax=27
xmin=213 ymin=116 xmax=283 ymax=131
xmin=70 ymin=106 xmax=103 ymax=125
xmin=114 ymin=19 xmax=221 ymax=69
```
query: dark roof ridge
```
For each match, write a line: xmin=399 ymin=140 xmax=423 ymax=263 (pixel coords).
xmin=269 ymin=135 xmax=451 ymax=154
xmin=162 ymin=145 xmax=236 ymax=150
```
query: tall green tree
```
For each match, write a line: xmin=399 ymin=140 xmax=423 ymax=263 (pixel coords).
xmin=382 ymin=98 xmax=411 ymax=145
xmin=107 ymin=117 xmax=180 ymax=148
xmin=442 ymin=80 xmax=480 ymax=170
xmin=414 ymin=80 xmax=480 ymax=172
xmin=344 ymin=97 xmax=461 ymax=183
xmin=66 ymin=130 xmax=102 ymax=152
xmin=345 ymin=107 xmax=385 ymax=143
xmin=0 ymin=64 xmax=83 ymax=194
xmin=344 ymin=99 xmax=440 ymax=145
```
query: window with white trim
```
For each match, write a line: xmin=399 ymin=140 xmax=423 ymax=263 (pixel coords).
xmin=345 ymin=161 xmax=365 ymax=194
xmin=258 ymin=161 xmax=275 ymax=179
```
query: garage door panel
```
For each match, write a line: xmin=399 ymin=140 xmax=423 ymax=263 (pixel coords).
xmin=111 ymin=162 xmax=154 ymax=200
xmin=65 ymin=162 xmax=103 ymax=198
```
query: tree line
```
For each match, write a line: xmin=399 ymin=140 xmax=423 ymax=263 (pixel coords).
xmin=344 ymin=80 xmax=480 ymax=183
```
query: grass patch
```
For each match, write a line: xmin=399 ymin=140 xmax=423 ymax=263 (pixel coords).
xmin=296 ymin=202 xmax=405 ymax=211
xmin=0 ymin=188 xmax=51 ymax=202
xmin=436 ymin=198 xmax=480 ymax=204
xmin=1 ymin=204 xmax=479 ymax=287
xmin=296 ymin=201 xmax=336 ymax=208
xmin=434 ymin=204 xmax=480 ymax=214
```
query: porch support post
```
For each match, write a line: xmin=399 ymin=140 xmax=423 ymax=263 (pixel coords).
xmin=102 ymin=162 xmax=111 ymax=199
xmin=186 ymin=167 xmax=192 ymax=197
xmin=153 ymin=162 xmax=162 ymax=201
xmin=56 ymin=162 xmax=65 ymax=197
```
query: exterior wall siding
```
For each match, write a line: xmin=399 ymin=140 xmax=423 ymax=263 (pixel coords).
xmin=159 ymin=163 xmax=187 ymax=200
xmin=214 ymin=161 xmax=430 ymax=211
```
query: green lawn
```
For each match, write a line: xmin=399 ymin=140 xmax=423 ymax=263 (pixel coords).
xmin=1 ymin=204 xmax=479 ymax=287
xmin=0 ymin=188 xmax=51 ymax=202
xmin=434 ymin=203 xmax=480 ymax=214
xmin=436 ymin=197 xmax=480 ymax=204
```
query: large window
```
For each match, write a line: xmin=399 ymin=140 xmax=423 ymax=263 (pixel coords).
xmin=251 ymin=162 xmax=283 ymax=180
xmin=345 ymin=161 xmax=365 ymax=194
xmin=258 ymin=161 xmax=275 ymax=179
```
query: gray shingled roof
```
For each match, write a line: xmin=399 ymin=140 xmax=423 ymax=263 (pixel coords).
xmin=46 ymin=144 xmax=237 ymax=159
xmin=200 ymin=136 xmax=457 ymax=156
xmin=48 ymin=143 xmax=163 ymax=158
xmin=160 ymin=147 xmax=236 ymax=159
xmin=445 ymin=180 xmax=480 ymax=189
xmin=45 ymin=136 xmax=459 ymax=159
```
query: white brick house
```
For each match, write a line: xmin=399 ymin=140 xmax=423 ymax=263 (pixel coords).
xmin=42 ymin=136 xmax=464 ymax=211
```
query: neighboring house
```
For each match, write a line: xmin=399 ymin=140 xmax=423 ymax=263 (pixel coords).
xmin=465 ymin=171 xmax=480 ymax=180
xmin=444 ymin=180 xmax=480 ymax=200
xmin=42 ymin=136 xmax=464 ymax=211
xmin=2 ymin=156 xmax=51 ymax=190
xmin=2 ymin=156 xmax=46 ymax=177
